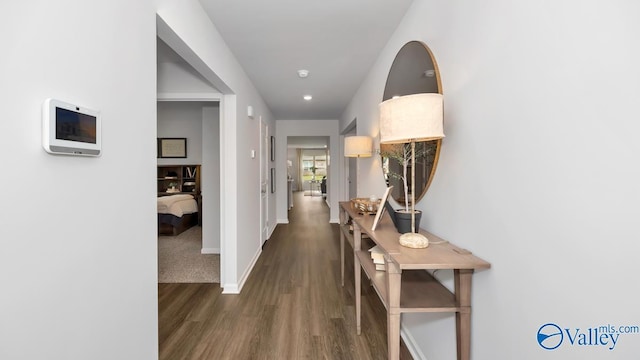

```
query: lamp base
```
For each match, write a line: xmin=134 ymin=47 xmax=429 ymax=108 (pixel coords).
xmin=399 ymin=232 xmax=429 ymax=249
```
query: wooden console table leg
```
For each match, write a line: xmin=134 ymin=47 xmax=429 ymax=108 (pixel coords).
xmin=386 ymin=260 xmax=402 ymax=360
xmin=455 ymin=269 xmax=474 ymax=360
xmin=353 ymin=223 xmax=362 ymax=335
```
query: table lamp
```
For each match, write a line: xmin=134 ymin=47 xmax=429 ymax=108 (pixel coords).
xmin=344 ymin=135 xmax=373 ymax=158
xmin=379 ymin=93 xmax=444 ymax=248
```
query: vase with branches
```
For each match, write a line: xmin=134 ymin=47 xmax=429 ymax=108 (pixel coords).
xmin=380 ymin=142 xmax=434 ymax=233
xmin=380 ymin=142 xmax=433 ymax=211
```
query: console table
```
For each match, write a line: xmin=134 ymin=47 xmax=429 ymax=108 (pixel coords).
xmin=339 ymin=202 xmax=490 ymax=360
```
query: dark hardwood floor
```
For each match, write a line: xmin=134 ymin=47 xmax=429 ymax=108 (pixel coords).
xmin=158 ymin=192 xmax=413 ymax=359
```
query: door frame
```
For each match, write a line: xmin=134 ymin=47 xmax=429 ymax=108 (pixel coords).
xmin=260 ymin=117 xmax=269 ymax=246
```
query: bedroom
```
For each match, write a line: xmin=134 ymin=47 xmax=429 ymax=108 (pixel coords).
xmin=156 ymin=100 xmax=221 ymax=281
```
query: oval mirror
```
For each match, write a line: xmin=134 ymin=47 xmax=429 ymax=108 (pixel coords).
xmin=381 ymin=41 xmax=442 ymax=207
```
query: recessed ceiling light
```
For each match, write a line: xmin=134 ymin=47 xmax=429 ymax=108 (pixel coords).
xmin=303 ymin=95 xmax=312 ymax=101
xmin=297 ymin=69 xmax=309 ymax=78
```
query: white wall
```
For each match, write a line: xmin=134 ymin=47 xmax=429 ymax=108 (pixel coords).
xmin=157 ymin=101 xmax=204 ymax=165
xmin=157 ymin=0 xmax=275 ymax=292
xmin=343 ymin=1 xmax=640 ymax=359
xmin=0 ymin=1 xmax=158 ymax=359
xmin=276 ymin=120 xmax=341 ymax=223
xmin=157 ymin=61 xmax=220 ymax=93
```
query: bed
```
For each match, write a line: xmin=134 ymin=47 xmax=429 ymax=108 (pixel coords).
xmin=157 ymin=194 xmax=199 ymax=236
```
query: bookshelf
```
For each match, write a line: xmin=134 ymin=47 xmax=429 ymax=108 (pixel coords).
xmin=158 ymin=165 xmax=201 ymax=225
xmin=157 ymin=165 xmax=200 ymax=195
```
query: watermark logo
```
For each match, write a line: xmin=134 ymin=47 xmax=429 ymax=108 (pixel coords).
xmin=537 ymin=323 xmax=639 ymax=351
xmin=537 ymin=323 xmax=563 ymax=350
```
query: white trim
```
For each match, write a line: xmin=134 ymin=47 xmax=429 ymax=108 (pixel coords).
xmin=220 ymin=94 xmax=238 ymax=289
xmin=222 ymin=246 xmax=262 ymax=294
xmin=201 ymin=248 xmax=220 ymax=254
xmin=401 ymin=324 xmax=428 ymax=360
xmin=268 ymin=223 xmax=277 ymax=239
xmin=157 ymin=92 xmax=222 ymax=101
xmin=329 ymin=218 xmax=339 ymax=224
xmin=238 ymin=247 xmax=262 ymax=290
xmin=277 ymin=218 xmax=290 ymax=224
xmin=221 ymin=283 xmax=239 ymax=294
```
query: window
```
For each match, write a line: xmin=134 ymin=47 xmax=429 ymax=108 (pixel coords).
xmin=301 ymin=152 xmax=327 ymax=182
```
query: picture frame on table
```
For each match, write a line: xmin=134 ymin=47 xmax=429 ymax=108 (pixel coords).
xmin=372 ymin=186 xmax=393 ymax=231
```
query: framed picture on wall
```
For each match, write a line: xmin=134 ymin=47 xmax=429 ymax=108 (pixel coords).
xmin=158 ymin=138 xmax=187 ymax=158
xmin=270 ymin=136 xmax=275 ymax=161
xmin=270 ymin=168 xmax=276 ymax=193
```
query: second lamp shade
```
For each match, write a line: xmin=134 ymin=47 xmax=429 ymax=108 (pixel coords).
xmin=344 ymin=136 xmax=373 ymax=157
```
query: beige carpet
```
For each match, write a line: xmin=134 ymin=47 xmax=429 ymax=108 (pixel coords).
xmin=158 ymin=226 xmax=220 ymax=283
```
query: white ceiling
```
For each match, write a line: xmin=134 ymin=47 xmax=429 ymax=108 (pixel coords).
xmin=157 ymin=0 xmax=414 ymax=149
xmin=198 ymin=0 xmax=413 ymax=120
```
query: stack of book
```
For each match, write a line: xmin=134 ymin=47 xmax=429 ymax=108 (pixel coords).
xmin=369 ymin=245 xmax=385 ymax=271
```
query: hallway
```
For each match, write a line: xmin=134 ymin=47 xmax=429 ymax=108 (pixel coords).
xmin=158 ymin=192 xmax=412 ymax=359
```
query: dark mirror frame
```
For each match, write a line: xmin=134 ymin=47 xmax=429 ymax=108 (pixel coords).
xmin=381 ymin=41 xmax=442 ymax=205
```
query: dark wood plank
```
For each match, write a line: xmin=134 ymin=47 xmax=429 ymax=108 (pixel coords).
xmin=158 ymin=192 xmax=413 ymax=360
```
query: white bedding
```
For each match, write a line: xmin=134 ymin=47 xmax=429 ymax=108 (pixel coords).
xmin=157 ymin=194 xmax=198 ymax=217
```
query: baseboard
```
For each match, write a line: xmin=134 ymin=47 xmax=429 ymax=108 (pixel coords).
xmin=401 ymin=324 xmax=427 ymax=360
xmin=201 ymin=247 xmax=220 ymax=254
xmin=230 ymin=246 xmax=262 ymax=294
xmin=221 ymin=232 xmax=270 ymax=294
xmin=221 ymin=283 xmax=239 ymax=294
xmin=268 ymin=223 xmax=277 ymax=238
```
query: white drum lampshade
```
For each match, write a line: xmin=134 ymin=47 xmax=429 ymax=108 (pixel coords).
xmin=379 ymin=93 xmax=444 ymax=144
xmin=344 ymin=136 xmax=373 ymax=158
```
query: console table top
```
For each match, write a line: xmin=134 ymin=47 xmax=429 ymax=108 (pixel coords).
xmin=340 ymin=201 xmax=490 ymax=270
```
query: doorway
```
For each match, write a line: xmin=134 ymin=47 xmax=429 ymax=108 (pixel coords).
xmin=156 ymin=100 xmax=221 ymax=283
xmin=301 ymin=150 xmax=328 ymax=197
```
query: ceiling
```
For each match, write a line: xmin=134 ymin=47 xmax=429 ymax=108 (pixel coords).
xmin=198 ymin=0 xmax=414 ymax=120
